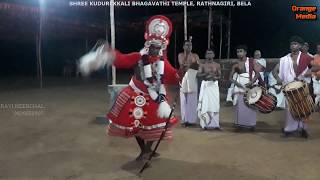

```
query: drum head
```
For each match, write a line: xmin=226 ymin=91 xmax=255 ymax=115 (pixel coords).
xmin=284 ymin=81 xmax=304 ymax=92
xmin=247 ymin=86 xmax=263 ymax=104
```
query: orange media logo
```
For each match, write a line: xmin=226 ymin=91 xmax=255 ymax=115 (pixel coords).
xmin=291 ymin=5 xmax=317 ymax=20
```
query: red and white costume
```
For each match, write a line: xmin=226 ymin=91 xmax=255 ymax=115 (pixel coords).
xmin=105 ymin=16 xmax=180 ymax=141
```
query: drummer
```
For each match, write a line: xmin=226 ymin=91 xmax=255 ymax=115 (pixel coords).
xmin=272 ymin=36 xmax=313 ymax=138
xmin=229 ymin=45 xmax=263 ymax=131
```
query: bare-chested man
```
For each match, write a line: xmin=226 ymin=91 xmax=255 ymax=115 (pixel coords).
xmin=178 ymin=40 xmax=200 ymax=76
xmin=229 ymin=45 xmax=262 ymax=131
xmin=179 ymin=40 xmax=200 ymax=126
xmin=197 ymin=50 xmax=222 ymax=130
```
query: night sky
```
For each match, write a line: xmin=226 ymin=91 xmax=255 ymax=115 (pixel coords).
xmin=0 ymin=0 xmax=319 ymax=76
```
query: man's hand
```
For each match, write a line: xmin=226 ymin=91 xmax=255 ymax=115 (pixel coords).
xmin=157 ymin=94 xmax=166 ymax=103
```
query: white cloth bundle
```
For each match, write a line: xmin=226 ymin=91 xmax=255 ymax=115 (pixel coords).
xmin=79 ymin=44 xmax=115 ymax=76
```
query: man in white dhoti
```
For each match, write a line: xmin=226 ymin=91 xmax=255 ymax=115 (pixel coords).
xmin=198 ymin=50 xmax=222 ymax=130
xmin=179 ymin=39 xmax=200 ymax=126
xmin=229 ymin=45 xmax=263 ymax=131
xmin=272 ymin=36 xmax=313 ymax=138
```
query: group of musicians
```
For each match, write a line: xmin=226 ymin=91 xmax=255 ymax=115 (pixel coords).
xmin=79 ymin=15 xmax=320 ymax=162
xmin=179 ymin=36 xmax=320 ymax=139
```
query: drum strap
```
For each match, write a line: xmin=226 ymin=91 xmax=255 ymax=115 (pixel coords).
xmin=297 ymin=53 xmax=312 ymax=76
xmin=249 ymin=58 xmax=254 ymax=82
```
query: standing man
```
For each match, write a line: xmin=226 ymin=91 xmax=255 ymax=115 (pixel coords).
xmin=198 ymin=50 xmax=222 ymax=130
xmin=272 ymin=36 xmax=313 ymax=138
xmin=179 ymin=39 xmax=200 ymax=126
xmin=228 ymin=45 xmax=262 ymax=131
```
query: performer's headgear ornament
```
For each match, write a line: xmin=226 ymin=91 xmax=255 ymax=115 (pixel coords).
xmin=144 ymin=15 xmax=173 ymax=49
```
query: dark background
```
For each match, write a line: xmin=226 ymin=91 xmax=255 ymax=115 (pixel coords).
xmin=0 ymin=0 xmax=319 ymax=77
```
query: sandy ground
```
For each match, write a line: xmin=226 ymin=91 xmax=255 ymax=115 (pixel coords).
xmin=0 ymin=77 xmax=320 ymax=180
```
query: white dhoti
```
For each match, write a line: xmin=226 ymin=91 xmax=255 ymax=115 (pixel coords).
xmin=268 ymin=73 xmax=285 ymax=109
xmin=180 ymin=69 xmax=198 ymax=124
xmin=232 ymin=73 xmax=249 ymax=105
xmin=233 ymin=73 xmax=257 ymax=127
xmin=284 ymin=101 xmax=308 ymax=132
xmin=198 ymin=80 xmax=220 ymax=129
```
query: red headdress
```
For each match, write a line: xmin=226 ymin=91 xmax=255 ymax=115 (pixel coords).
xmin=144 ymin=15 xmax=173 ymax=48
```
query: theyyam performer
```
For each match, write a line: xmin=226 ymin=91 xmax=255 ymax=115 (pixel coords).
xmin=78 ymin=15 xmax=180 ymax=161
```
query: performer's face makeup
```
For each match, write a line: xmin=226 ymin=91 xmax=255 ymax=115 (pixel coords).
xmin=236 ymin=49 xmax=246 ymax=59
xmin=290 ymin=42 xmax=301 ymax=53
xmin=149 ymin=44 xmax=161 ymax=56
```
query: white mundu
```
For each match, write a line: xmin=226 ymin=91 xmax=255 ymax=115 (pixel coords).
xmin=198 ymin=80 xmax=220 ymax=129
xmin=180 ymin=69 xmax=198 ymax=124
